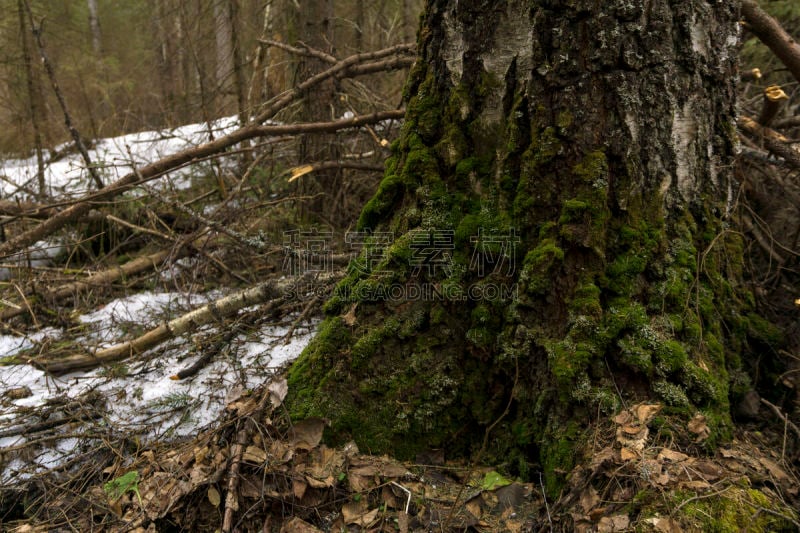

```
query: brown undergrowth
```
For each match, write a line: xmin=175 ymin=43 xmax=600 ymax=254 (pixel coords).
xmin=2 ymin=381 xmax=798 ymax=532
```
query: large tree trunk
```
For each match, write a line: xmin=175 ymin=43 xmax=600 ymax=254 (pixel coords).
xmin=287 ymin=0 xmax=758 ymax=492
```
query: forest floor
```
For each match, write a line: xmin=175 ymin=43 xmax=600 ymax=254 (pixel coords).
xmin=0 ymin=115 xmax=798 ymax=531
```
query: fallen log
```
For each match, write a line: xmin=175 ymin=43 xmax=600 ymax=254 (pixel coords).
xmin=0 ymin=242 xmax=191 ymax=322
xmin=32 ymin=272 xmax=340 ymax=375
xmin=0 ymin=110 xmax=403 ymax=260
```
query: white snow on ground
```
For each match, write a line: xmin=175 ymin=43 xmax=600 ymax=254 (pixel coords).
xmin=0 ymin=116 xmax=241 ymax=199
xmin=0 ymin=289 xmax=318 ymax=481
xmin=0 ymin=117 xmax=319 ymax=481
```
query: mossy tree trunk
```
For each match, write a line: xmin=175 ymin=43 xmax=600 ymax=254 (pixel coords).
xmin=288 ymin=0 xmax=762 ymax=492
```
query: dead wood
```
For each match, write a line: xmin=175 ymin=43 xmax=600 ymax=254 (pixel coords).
xmin=0 ymin=239 xmax=200 ymax=322
xmin=739 ymin=116 xmax=800 ymax=171
xmin=33 ymin=272 xmax=340 ymax=375
xmin=742 ymin=0 xmax=800 ymax=84
xmin=0 ymin=110 xmax=404 ymax=260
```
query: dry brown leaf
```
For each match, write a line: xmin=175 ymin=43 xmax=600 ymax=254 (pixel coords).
xmin=243 ymin=445 xmax=268 ymax=464
xmin=650 ymin=516 xmax=685 ymax=533
xmin=289 ymin=418 xmax=326 ymax=450
xmin=207 ymin=487 xmax=221 ymax=507
xmin=597 ymin=515 xmax=630 ymax=532
xmin=398 ymin=511 xmax=410 ymax=533
xmin=348 ymin=473 xmax=375 ymax=492
xmin=692 ymin=460 xmax=722 ymax=481
xmin=654 ymin=473 xmax=671 ymax=485
xmin=193 ymin=446 xmax=209 ymax=465
xmin=620 ymin=447 xmax=639 ymax=461
xmin=342 ymin=303 xmax=358 ymax=326
xmin=636 ymin=403 xmax=661 ymax=424
xmin=680 ymin=480 xmax=711 ymax=490
xmin=658 ymin=448 xmax=689 ymax=462
xmin=579 ymin=486 xmax=600 ymax=513
xmin=687 ymin=413 xmax=710 ymax=441
xmin=759 ymin=457 xmax=791 ymax=482
xmin=280 ymin=517 xmax=322 ymax=533
xmin=622 ymin=424 xmax=644 ymax=435
xmin=342 ymin=500 xmax=368 ymax=524
xmin=466 ymin=494 xmax=485 ymax=519
xmin=269 ymin=378 xmax=288 ymax=408
xmin=381 ymin=485 xmax=401 ymax=509
xmin=590 ymin=446 xmax=618 ymax=470
xmin=613 ymin=411 xmax=633 ymax=425
xmin=269 ymin=440 xmax=294 ymax=463
xmin=293 ymin=478 xmax=308 ymax=500
xmin=305 ymin=475 xmax=335 ymax=489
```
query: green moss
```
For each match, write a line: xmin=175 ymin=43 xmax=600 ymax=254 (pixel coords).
xmin=746 ymin=312 xmax=783 ymax=346
xmin=569 ymin=281 xmax=602 ymax=317
xmin=652 ymin=380 xmax=691 ymax=407
xmin=654 ymin=339 xmax=689 ymax=374
xmin=673 ymin=483 xmax=798 ymax=531
xmin=521 ymin=238 xmax=564 ymax=294
xmin=618 ymin=334 xmax=653 ymax=374
xmin=351 ymin=327 xmax=386 ymax=369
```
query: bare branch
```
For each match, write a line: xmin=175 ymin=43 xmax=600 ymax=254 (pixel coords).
xmin=0 ymin=110 xmax=404 ymax=260
xmin=739 ymin=116 xmax=800 ymax=171
xmin=31 ymin=272 xmax=340 ymax=375
xmin=741 ymin=0 xmax=800 ymax=84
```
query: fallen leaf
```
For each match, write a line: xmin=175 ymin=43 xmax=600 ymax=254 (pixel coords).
xmin=759 ymin=457 xmax=790 ymax=482
xmin=613 ymin=411 xmax=633 ymax=425
xmin=651 ymin=516 xmax=684 ymax=533
xmin=687 ymin=414 xmax=710 ymax=442
xmin=466 ymin=494 xmax=485 ymax=519
xmin=636 ymin=403 xmax=661 ymax=424
xmin=342 ymin=500 xmax=368 ymax=524
xmin=269 ymin=378 xmax=288 ymax=408
xmin=597 ymin=514 xmax=630 ymax=532
xmin=579 ymin=486 xmax=600 ymax=513
xmin=242 ymin=446 xmax=267 ymax=464
xmin=620 ymin=447 xmax=639 ymax=461
xmin=658 ymin=449 xmax=689 ymax=462
xmin=280 ymin=517 xmax=322 ymax=533
xmin=293 ymin=478 xmax=308 ymax=500
xmin=289 ymin=418 xmax=326 ymax=450
xmin=207 ymin=487 xmax=221 ymax=507
xmin=342 ymin=303 xmax=358 ymax=326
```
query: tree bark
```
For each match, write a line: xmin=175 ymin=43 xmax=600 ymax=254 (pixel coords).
xmin=287 ymin=0 xmax=755 ymax=494
xmin=294 ymin=0 xmax=340 ymax=218
xmin=86 ymin=0 xmax=102 ymax=56
xmin=17 ymin=0 xmax=46 ymax=199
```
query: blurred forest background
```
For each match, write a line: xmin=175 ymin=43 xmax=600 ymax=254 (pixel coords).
xmin=0 ymin=0 xmax=420 ymax=153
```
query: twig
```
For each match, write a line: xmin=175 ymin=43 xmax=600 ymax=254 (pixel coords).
xmin=760 ymin=398 xmax=800 ymax=442
xmin=0 ymin=110 xmax=404 ymax=260
xmin=539 ymin=472 xmax=552 ymax=532
xmin=282 ymin=296 xmax=320 ymax=344
xmin=30 ymin=272 xmax=340 ymax=375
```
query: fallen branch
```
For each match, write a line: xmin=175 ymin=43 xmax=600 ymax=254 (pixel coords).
xmin=739 ymin=116 xmax=800 ymax=171
xmin=0 ymin=239 xmax=200 ymax=322
xmin=0 ymin=110 xmax=404 ymax=260
xmin=742 ymin=0 xmax=800 ymax=84
xmin=32 ymin=272 xmax=340 ymax=375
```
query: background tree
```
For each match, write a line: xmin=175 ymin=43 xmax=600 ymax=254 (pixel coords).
xmin=286 ymin=0 xmax=770 ymax=492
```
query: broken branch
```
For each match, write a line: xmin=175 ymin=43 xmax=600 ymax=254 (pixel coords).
xmin=0 ymin=110 xmax=404 ymax=260
xmin=741 ymin=0 xmax=800 ymax=84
